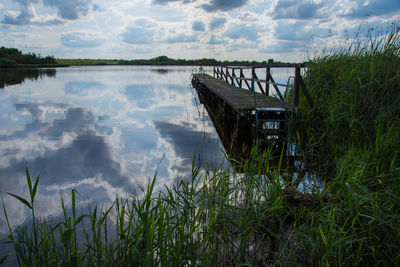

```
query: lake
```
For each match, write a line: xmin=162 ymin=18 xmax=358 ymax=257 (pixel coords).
xmin=0 ymin=65 xmax=224 ymax=234
xmin=0 ymin=65 xmax=298 ymax=237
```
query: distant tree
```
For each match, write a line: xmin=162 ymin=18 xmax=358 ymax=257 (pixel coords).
xmin=0 ymin=58 xmax=17 ymax=68
xmin=0 ymin=46 xmax=57 ymax=66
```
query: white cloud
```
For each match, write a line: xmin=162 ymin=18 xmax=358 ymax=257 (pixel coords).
xmin=209 ymin=17 xmax=227 ymax=30
xmin=0 ymin=0 xmax=399 ymax=60
xmin=225 ymin=23 xmax=260 ymax=41
xmin=61 ymin=31 xmax=105 ymax=48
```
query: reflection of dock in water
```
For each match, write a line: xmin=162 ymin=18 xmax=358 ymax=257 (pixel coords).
xmin=192 ymin=73 xmax=290 ymax=143
xmin=193 ymin=80 xmax=297 ymax=173
xmin=191 ymin=69 xmax=313 ymax=187
xmin=191 ymin=64 xmax=313 ymax=146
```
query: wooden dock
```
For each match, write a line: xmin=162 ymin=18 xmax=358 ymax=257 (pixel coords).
xmin=191 ymin=64 xmax=313 ymax=140
xmin=192 ymin=74 xmax=289 ymax=113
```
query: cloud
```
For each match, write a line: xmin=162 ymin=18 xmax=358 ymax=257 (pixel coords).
xmin=122 ymin=18 xmax=159 ymax=45
xmin=61 ymin=32 xmax=105 ymax=48
xmin=259 ymin=40 xmax=304 ymax=54
xmin=122 ymin=26 xmax=156 ymax=44
xmin=129 ymin=47 xmax=155 ymax=54
xmin=209 ymin=17 xmax=227 ymax=30
xmin=201 ymin=0 xmax=248 ymax=12
xmin=151 ymin=0 xmax=247 ymax=12
xmin=225 ymin=23 xmax=259 ymax=41
xmin=341 ymin=0 xmax=400 ymax=18
xmin=42 ymin=0 xmax=92 ymax=20
xmin=2 ymin=4 xmax=62 ymax=25
xmin=274 ymin=21 xmax=323 ymax=42
xmin=64 ymin=81 xmax=107 ymax=96
xmin=166 ymin=33 xmax=197 ymax=43
xmin=208 ymin=35 xmax=227 ymax=44
xmin=2 ymin=6 xmax=35 ymax=25
xmin=0 ymin=102 xmax=134 ymax=192
xmin=14 ymin=0 xmax=40 ymax=4
xmin=134 ymin=17 xmax=158 ymax=28
xmin=192 ymin=20 xmax=205 ymax=31
xmin=271 ymin=0 xmax=324 ymax=20
xmin=124 ymin=84 xmax=157 ymax=109
xmin=2 ymin=0 xmax=93 ymax=25
xmin=152 ymin=0 xmax=195 ymax=4
xmin=227 ymin=42 xmax=257 ymax=52
xmin=154 ymin=120 xmax=224 ymax=177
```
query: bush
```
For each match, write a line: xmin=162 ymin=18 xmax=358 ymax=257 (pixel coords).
xmin=0 ymin=58 xmax=17 ymax=68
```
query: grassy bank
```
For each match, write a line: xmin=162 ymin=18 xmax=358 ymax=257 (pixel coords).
xmin=2 ymin=28 xmax=400 ymax=266
xmin=290 ymin=26 xmax=400 ymax=264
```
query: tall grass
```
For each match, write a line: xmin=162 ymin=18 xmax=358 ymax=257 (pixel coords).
xmin=2 ymin=26 xmax=400 ymax=266
xmin=290 ymin=25 xmax=400 ymax=265
xmin=3 ymin=149 xmax=308 ymax=266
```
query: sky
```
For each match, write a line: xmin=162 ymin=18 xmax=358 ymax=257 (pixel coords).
xmin=0 ymin=0 xmax=399 ymax=61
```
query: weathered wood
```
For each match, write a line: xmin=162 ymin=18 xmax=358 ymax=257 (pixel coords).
xmin=252 ymin=70 xmax=266 ymax=95
xmin=239 ymin=69 xmax=243 ymax=88
xmin=224 ymin=63 xmax=306 ymax=69
xmin=212 ymin=64 xmax=313 ymax=108
xmin=266 ymin=67 xmax=271 ymax=96
xmin=229 ymin=69 xmax=235 ymax=85
xmin=268 ymin=74 xmax=284 ymax=100
xmin=294 ymin=67 xmax=300 ymax=106
xmin=240 ymin=71 xmax=251 ymax=90
xmin=193 ymin=74 xmax=289 ymax=114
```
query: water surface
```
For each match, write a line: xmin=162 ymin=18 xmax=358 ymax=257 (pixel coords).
xmin=0 ymin=65 xmax=298 ymax=234
xmin=0 ymin=65 xmax=228 ymax=234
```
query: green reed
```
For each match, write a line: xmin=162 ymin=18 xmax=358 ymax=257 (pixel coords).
xmin=287 ymin=24 xmax=400 ymax=265
xmin=3 ymin=148 xmax=309 ymax=266
xmin=2 ymin=25 xmax=400 ymax=266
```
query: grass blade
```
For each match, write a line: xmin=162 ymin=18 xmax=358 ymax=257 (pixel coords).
xmin=7 ymin=193 xmax=32 ymax=210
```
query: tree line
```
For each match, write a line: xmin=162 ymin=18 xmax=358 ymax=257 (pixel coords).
xmin=0 ymin=46 xmax=57 ymax=67
xmin=1 ymin=46 xmax=289 ymax=67
xmin=57 ymin=56 xmax=285 ymax=66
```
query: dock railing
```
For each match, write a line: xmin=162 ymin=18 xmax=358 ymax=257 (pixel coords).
xmin=213 ymin=63 xmax=314 ymax=108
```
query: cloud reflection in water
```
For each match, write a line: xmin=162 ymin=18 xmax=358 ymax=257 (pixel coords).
xmin=0 ymin=66 xmax=224 ymax=235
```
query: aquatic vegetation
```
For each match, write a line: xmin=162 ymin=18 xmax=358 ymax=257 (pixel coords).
xmin=2 ymin=25 xmax=400 ymax=265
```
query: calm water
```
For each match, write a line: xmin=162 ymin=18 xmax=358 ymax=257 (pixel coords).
xmin=0 ymin=65 xmax=298 ymax=237
xmin=0 ymin=65 xmax=231 ymax=234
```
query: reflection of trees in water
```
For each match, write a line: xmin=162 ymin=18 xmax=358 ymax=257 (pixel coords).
xmin=150 ymin=68 xmax=186 ymax=75
xmin=0 ymin=68 xmax=56 ymax=88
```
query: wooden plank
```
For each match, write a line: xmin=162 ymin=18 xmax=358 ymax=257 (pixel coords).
xmin=193 ymin=74 xmax=289 ymax=113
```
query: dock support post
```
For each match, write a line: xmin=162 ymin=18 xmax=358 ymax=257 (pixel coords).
xmin=294 ymin=67 xmax=300 ymax=107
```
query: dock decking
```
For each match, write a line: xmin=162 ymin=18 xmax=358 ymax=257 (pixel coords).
xmin=192 ymin=74 xmax=290 ymax=114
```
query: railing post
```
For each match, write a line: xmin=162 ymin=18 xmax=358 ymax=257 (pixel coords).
xmin=294 ymin=67 xmax=300 ymax=107
xmin=225 ymin=67 xmax=229 ymax=83
xmin=213 ymin=66 xmax=215 ymax=78
xmin=252 ymin=66 xmax=259 ymax=132
xmin=251 ymin=66 xmax=255 ymax=92
xmin=232 ymin=68 xmax=236 ymax=86
xmin=230 ymin=69 xmax=234 ymax=85
xmin=266 ymin=67 xmax=270 ymax=96
xmin=239 ymin=68 xmax=243 ymax=88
